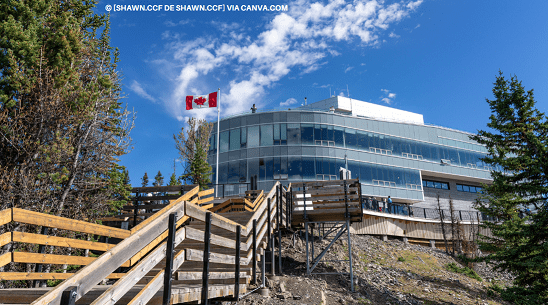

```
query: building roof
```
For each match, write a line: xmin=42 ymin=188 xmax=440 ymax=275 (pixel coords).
xmin=298 ymin=96 xmax=424 ymax=125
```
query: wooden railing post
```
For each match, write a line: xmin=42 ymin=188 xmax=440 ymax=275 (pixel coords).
xmin=163 ymin=212 xmax=177 ymax=305
xmin=60 ymin=286 xmax=77 ymax=305
xmin=201 ymin=212 xmax=212 ymax=305
xmin=252 ymin=219 xmax=257 ymax=285
xmin=234 ymin=225 xmax=241 ymax=301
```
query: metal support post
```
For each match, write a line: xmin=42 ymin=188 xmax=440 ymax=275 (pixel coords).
xmin=234 ymin=225 xmax=241 ymax=301
xmin=201 ymin=212 xmax=212 ymax=305
xmin=267 ymin=198 xmax=272 ymax=274
xmin=60 ymin=286 xmax=77 ymax=305
xmin=278 ymin=222 xmax=282 ymax=274
xmin=286 ymin=187 xmax=290 ymax=228
xmin=311 ymin=225 xmax=314 ymax=263
xmin=305 ymin=222 xmax=310 ymax=275
xmin=261 ymin=252 xmax=266 ymax=286
xmin=34 ymin=226 xmax=49 ymax=288
xmin=290 ymin=188 xmax=294 ymax=226
xmin=346 ymin=219 xmax=354 ymax=292
xmin=343 ymin=180 xmax=349 ymax=219
xmin=252 ymin=219 xmax=257 ymax=285
xmin=163 ymin=213 xmax=177 ymax=305
xmin=133 ymin=197 xmax=139 ymax=227
xmin=267 ymin=198 xmax=271 ymax=249
xmin=302 ymin=183 xmax=308 ymax=221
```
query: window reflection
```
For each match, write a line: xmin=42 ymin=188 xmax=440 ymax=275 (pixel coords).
xmin=248 ymin=126 xmax=260 ymax=148
xmin=220 ymin=131 xmax=229 ymax=153
xmin=210 ymin=115 xmax=490 ymax=173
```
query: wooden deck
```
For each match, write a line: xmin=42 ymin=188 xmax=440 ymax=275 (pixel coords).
xmin=352 ymin=209 xmax=492 ymax=242
xmin=291 ymin=179 xmax=363 ymax=225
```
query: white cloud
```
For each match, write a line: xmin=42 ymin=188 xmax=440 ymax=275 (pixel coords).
xmin=129 ymin=80 xmax=156 ymax=103
xmin=345 ymin=66 xmax=354 ymax=73
xmin=380 ymin=89 xmax=396 ymax=105
xmin=165 ymin=19 xmax=190 ymax=27
xmin=280 ymin=98 xmax=298 ymax=107
xmin=389 ymin=32 xmax=400 ymax=38
xmin=160 ymin=0 xmax=423 ymax=121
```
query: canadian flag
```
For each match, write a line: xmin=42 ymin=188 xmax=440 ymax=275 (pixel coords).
xmin=186 ymin=92 xmax=218 ymax=110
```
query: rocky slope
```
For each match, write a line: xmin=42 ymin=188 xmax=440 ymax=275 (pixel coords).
xmin=226 ymin=232 xmax=513 ymax=305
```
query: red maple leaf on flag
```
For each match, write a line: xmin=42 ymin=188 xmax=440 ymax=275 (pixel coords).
xmin=194 ymin=97 xmax=206 ymax=106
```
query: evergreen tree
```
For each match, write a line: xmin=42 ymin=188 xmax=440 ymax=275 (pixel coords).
xmin=169 ymin=172 xmax=178 ymax=186
xmin=0 ymin=0 xmax=134 ymax=218
xmin=471 ymin=72 xmax=548 ymax=304
xmin=174 ymin=118 xmax=213 ymax=190
xmin=153 ymin=171 xmax=164 ymax=187
xmin=188 ymin=141 xmax=212 ymax=190
xmin=141 ymin=172 xmax=149 ymax=187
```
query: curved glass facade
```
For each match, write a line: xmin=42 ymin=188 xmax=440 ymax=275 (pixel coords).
xmin=208 ymin=110 xmax=491 ymax=202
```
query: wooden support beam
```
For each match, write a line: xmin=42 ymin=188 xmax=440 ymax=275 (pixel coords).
xmin=185 ymin=227 xmax=247 ymax=251
xmin=0 ymin=208 xmax=12 ymax=226
xmin=0 ymin=272 xmax=125 ymax=280
xmin=12 ymin=209 xmax=130 ymax=239
xmin=198 ymin=188 xmax=215 ymax=196
xmin=12 ymin=232 xmax=115 ymax=252
xmin=175 ymin=271 xmax=248 ymax=280
xmin=130 ymin=186 xmax=197 ymax=234
xmin=127 ymin=216 xmax=188 ymax=266
xmin=31 ymin=200 xmax=186 ymax=305
xmin=0 ymin=232 xmax=11 ymax=248
xmin=185 ymin=202 xmax=243 ymax=235
xmin=126 ymin=249 xmax=185 ymax=305
xmin=0 ymin=252 xmax=11 ymax=268
xmin=12 ymin=252 xmax=130 ymax=267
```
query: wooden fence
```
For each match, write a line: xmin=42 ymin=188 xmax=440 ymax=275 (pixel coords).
xmin=291 ymin=179 xmax=363 ymax=225
xmin=0 ymin=182 xmax=284 ymax=304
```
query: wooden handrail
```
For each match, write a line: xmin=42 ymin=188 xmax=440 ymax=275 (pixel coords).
xmin=31 ymin=193 xmax=189 ymax=305
xmin=12 ymin=208 xmax=130 ymax=239
xmin=1 ymin=182 xmax=284 ymax=305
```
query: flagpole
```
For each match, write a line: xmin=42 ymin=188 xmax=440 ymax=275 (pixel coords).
xmin=215 ymin=88 xmax=220 ymax=197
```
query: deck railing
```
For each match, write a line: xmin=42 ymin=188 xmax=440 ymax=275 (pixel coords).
xmin=0 ymin=182 xmax=284 ymax=305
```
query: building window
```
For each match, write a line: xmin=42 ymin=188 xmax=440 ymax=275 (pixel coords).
xmin=456 ymin=184 xmax=482 ymax=193
xmin=422 ymin=179 xmax=449 ymax=190
xmin=220 ymin=131 xmax=229 ymax=153
xmin=273 ymin=123 xmax=287 ymax=145
xmin=248 ymin=126 xmax=260 ymax=148
xmin=229 ymin=129 xmax=240 ymax=151
xmin=240 ymin=127 xmax=247 ymax=148
xmin=260 ymin=125 xmax=273 ymax=146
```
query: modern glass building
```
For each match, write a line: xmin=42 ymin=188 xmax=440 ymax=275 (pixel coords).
xmin=208 ymin=96 xmax=492 ymax=211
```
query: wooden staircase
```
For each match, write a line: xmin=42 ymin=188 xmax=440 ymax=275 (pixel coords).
xmin=0 ymin=180 xmax=361 ymax=304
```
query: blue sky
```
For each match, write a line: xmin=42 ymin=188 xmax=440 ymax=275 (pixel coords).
xmin=96 ymin=0 xmax=548 ymax=185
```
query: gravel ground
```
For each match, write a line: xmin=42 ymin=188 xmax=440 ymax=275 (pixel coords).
xmin=220 ymin=231 xmax=513 ymax=305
